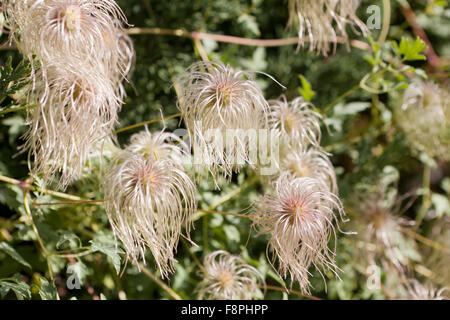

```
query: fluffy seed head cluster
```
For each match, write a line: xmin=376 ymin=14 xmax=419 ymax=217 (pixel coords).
xmin=396 ymin=81 xmax=450 ymax=161
xmin=103 ymin=130 xmax=196 ymax=278
xmin=256 ymin=95 xmax=343 ymax=292
xmin=176 ymin=61 xmax=269 ymax=180
xmin=269 ymin=96 xmax=322 ymax=147
xmin=197 ymin=250 xmax=264 ymax=300
xmin=5 ymin=0 xmax=132 ymax=78
xmin=4 ymin=0 xmax=135 ymax=189
xmin=287 ymin=0 xmax=368 ymax=55
xmin=350 ymin=181 xmax=416 ymax=274
xmin=252 ymin=172 xmax=344 ymax=293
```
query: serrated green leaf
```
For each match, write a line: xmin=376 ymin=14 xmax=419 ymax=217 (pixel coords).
xmin=36 ymin=277 xmax=58 ymax=300
xmin=56 ymin=231 xmax=81 ymax=250
xmin=0 ymin=242 xmax=31 ymax=269
xmin=0 ymin=279 xmax=31 ymax=300
xmin=298 ymin=75 xmax=316 ymax=102
xmin=90 ymin=232 xmax=123 ymax=274
xmin=396 ymin=37 xmax=427 ymax=61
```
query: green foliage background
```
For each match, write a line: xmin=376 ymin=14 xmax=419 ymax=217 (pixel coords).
xmin=0 ymin=0 xmax=449 ymax=300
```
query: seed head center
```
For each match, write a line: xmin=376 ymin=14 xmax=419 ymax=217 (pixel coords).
xmin=64 ymin=6 xmax=81 ymax=31
xmin=218 ymin=270 xmax=234 ymax=289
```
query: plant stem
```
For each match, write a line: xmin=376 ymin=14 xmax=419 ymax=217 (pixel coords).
xmin=23 ymin=192 xmax=59 ymax=299
xmin=415 ymin=165 xmax=431 ymax=230
xmin=197 ymin=209 xmax=252 ymax=219
xmin=137 ymin=263 xmax=183 ymax=300
xmin=378 ymin=0 xmax=391 ymax=43
xmin=400 ymin=227 xmax=449 ymax=253
xmin=113 ymin=113 xmax=182 ymax=135
xmin=0 ymin=104 xmax=36 ymax=115
xmin=33 ymin=199 xmax=104 ymax=206
xmin=263 ymin=285 xmax=322 ymax=300
xmin=322 ymin=84 xmax=361 ymax=114
xmin=193 ymin=37 xmax=209 ymax=62
xmin=399 ymin=0 xmax=441 ymax=69
xmin=202 ymin=215 xmax=209 ymax=253
xmin=50 ymin=249 xmax=94 ymax=259
xmin=127 ymin=28 xmax=371 ymax=51
xmin=0 ymin=174 xmax=84 ymax=201
xmin=180 ymin=237 xmax=204 ymax=272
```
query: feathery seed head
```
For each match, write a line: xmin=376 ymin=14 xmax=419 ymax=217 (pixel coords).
xmin=197 ymin=250 xmax=264 ymax=300
xmin=396 ymin=81 xmax=450 ymax=161
xmin=176 ymin=61 xmax=270 ymax=180
xmin=23 ymin=65 xmax=121 ymax=189
xmin=268 ymin=96 xmax=322 ymax=147
xmin=252 ymin=172 xmax=345 ymax=293
xmin=287 ymin=0 xmax=368 ymax=56
xmin=126 ymin=129 xmax=189 ymax=167
xmin=5 ymin=0 xmax=134 ymax=85
xmin=280 ymin=146 xmax=337 ymax=194
xmin=103 ymin=151 xmax=197 ymax=278
xmin=349 ymin=181 xmax=416 ymax=273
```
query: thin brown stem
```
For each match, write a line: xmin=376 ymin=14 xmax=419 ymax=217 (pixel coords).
xmin=399 ymin=0 xmax=441 ymax=69
xmin=0 ymin=104 xmax=36 ymax=115
xmin=23 ymin=192 xmax=60 ymax=299
xmin=137 ymin=263 xmax=183 ymax=300
xmin=127 ymin=28 xmax=371 ymax=51
xmin=263 ymin=285 xmax=322 ymax=300
xmin=400 ymin=227 xmax=449 ymax=254
xmin=33 ymin=199 xmax=104 ymax=206
xmin=113 ymin=113 xmax=182 ymax=135
xmin=415 ymin=165 xmax=431 ymax=230
xmin=180 ymin=237 xmax=204 ymax=273
xmin=0 ymin=174 xmax=84 ymax=201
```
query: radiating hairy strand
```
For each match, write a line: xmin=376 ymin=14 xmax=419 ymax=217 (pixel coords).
xmin=197 ymin=250 xmax=264 ymax=300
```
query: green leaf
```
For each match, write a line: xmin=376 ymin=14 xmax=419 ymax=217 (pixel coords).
xmin=90 ymin=232 xmax=123 ymax=274
xmin=223 ymin=225 xmax=240 ymax=243
xmin=395 ymin=37 xmax=427 ymax=61
xmin=0 ymin=56 xmax=31 ymax=107
xmin=298 ymin=75 xmax=316 ymax=102
xmin=36 ymin=277 xmax=58 ymax=300
xmin=237 ymin=14 xmax=260 ymax=36
xmin=431 ymin=193 xmax=450 ymax=218
xmin=0 ymin=242 xmax=31 ymax=269
xmin=334 ymin=102 xmax=370 ymax=116
xmin=0 ymin=279 xmax=31 ymax=300
xmin=56 ymin=231 xmax=81 ymax=250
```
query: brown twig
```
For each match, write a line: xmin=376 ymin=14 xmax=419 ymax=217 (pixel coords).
xmin=399 ymin=1 xmax=441 ymax=70
xmin=263 ymin=285 xmax=322 ymax=300
xmin=127 ymin=27 xmax=371 ymax=51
